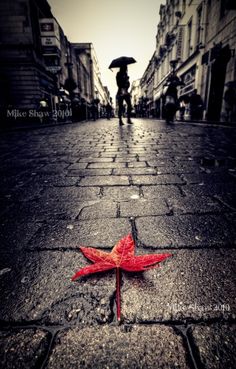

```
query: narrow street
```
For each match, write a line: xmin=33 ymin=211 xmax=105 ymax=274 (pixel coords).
xmin=0 ymin=118 xmax=236 ymax=368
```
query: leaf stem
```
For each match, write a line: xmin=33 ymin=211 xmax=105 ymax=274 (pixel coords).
xmin=116 ymin=267 xmax=121 ymax=321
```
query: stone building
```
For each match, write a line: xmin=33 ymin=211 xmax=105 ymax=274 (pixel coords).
xmin=144 ymin=0 xmax=236 ymax=122
xmin=130 ymin=79 xmax=141 ymax=116
xmin=0 ymin=0 xmax=110 ymax=124
xmin=0 ymin=0 xmax=55 ymax=120
xmin=153 ymin=0 xmax=206 ymax=119
xmin=140 ymin=53 xmax=156 ymax=117
xmin=71 ymin=43 xmax=110 ymax=119
xmin=201 ymin=0 xmax=236 ymax=121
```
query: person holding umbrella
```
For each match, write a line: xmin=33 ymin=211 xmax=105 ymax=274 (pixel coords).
xmin=116 ymin=65 xmax=133 ymax=125
xmin=109 ymin=56 xmax=136 ymax=126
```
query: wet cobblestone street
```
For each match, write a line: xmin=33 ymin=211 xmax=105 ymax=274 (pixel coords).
xmin=0 ymin=118 xmax=236 ymax=369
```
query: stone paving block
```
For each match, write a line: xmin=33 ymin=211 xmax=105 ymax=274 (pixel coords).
xmin=28 ymin=219 xmax=131 ymax=249
xmin=45 ymin=325 xmax=190 ymax=369
xmin=128 ymin=151 xmax=149 ymax=156
xmin=0 ymin=329 xmax=50 ymax=369
xmin=37 ymin=163 xmax=70 ymax=174
xmin=155 ymin=165 xmax=201 ymax=175
xmin=10 ymin=183 xmax=44 ymax=202
xmin=52 ymin=176 xmax=79 ymax=187
xmin=136 ymin=214 xmax=235 ymax=248
xmin=0 ymin=251 xmax=115 ymax=324
xmin=0 ymin=218 xmax=42 ymax=249
xmin=127 ymin=161 xmax=148 ymax=168
xmin=148 ymin=152 xmax=174 ymax=158
xmin=40 ymin=187 xmax=100 ymax=201
xmin=37 ymin=155 xmax=74 ymax=164
xmin=114 ymin=157 xmax=137 ymax=162
xmin=132 ymin=174 xmax=184 ymax=185
xmin=88 ymin=162 xmax=126 ymax=169
xmin=136 ymin=154 xmax=157 ymax=160
xmin=102 ymin=186 xmax=140 ymax=201
xmin=78 ymin=157 xmax=114 ymax=163
xmin=182 ymin=182 xmax=236 ymax=197
xmin=23 ymin=174 xmax=78 ymax=187
xmin=141 ymin=185 xmax=183 ymax=199
xmin=167 ymin=195 xmax=229 ymax=215
xmin=78 ymin=175 xmax=130 ymax=186
xmin=122 ymin=249 xmax=236 ymax=322
xmin=78 ymin=200 xmax=118 ymax=219
xmin=173 ymin=156 xmax=199 ymax=163
xmin=0 ymin=168 xmax=27 ymax=180
xmin=103 ymin=148 xmax=121 ymax=153
xmin=96 ymin=153 xmax=118 ymax=158
xmin=147 ymin=159 xmax=174 ymax=167
xmin=67 ymin=168 xmax=112 ymax=177
xmin=113 ymin=167 xmax=156 ymax=175
xmin=67 ymin=162 xmax=88 ymax=169
xmin=0 ymin=159 xmax=40 ymax=171
xmin=120 ymin=199 xmax=170 ymax=217
xmin=3 ymin=200 xmax=88 ymax=222
xmin=189 ymin=324 xmax=236 ymax=369
xmin=181 ymin=173 xmax=235 ymax=185
xmin=18 ymin=173 xmax=55 ymax=186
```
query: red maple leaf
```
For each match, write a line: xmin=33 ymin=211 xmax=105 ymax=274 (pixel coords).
xmin=71 ymin=234 xmax=172 ymax=321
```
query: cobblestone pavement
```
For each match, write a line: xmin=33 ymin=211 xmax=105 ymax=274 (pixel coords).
xmin=0 ymin=118 xmax=236 ymax=368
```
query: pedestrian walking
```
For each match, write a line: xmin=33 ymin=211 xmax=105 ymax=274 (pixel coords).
xmin=116 ymin=65 xmax=133 ymax=125
xmin=106 ymin=101 xmax=112 ymax=120
xmin=91 ymin=101 xmax=98 ymax=121
xmin=163 ymin=75 xmax=181 ymax=123
xmin=224 ymin=84 xmax=236 ymax=122
xmin=178 ymin=95 xmax=189 ymax=121
xmin=179 ymin=100 xmax=186 ymax=120
xmin=189 ymin=89 xmax=204 ymax=120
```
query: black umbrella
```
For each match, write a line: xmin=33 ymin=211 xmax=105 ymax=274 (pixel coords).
xmin=109 ymin=56 xmax=136 ymax=69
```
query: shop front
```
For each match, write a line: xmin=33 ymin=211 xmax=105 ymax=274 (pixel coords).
xmin=178 ymin=65 xmax=197 ymax=120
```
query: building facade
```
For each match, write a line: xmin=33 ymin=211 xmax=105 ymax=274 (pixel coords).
xmin=72 ymin=43 xmax=110 ymax=119
xmin=0 ymin=0 xmax=110 ymax=124
xmin=142 ymin=0 xmax=236 ymax=122
xmin=0 ymin=0 xmax=55 ymax=120
xmin=140 ymin=53 xmax=156 ymax=117
xmin=201 ymin=0 xmax=236 ymax=121
xmin=130 ymin=79 xmax=141 ymax=116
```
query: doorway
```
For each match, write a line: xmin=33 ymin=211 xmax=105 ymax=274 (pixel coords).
xmin=207 ymin=45 xmax=231 ymax=121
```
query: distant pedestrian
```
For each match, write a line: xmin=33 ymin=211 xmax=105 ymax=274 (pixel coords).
xmin=189 ymin=89 xmax=203 ymax=120
xmin=39 ymin=97 xmax=50 ymax=123
xmin=116 ymin=65 xmax=133 ymax=125
xmin=179 ymin=100 xmax=186 ymax=120
xmin=91 ymin=101 xmax=98 ymax=121
xmin=163 ymin=76 xmax=179 ymax=123
xmin=106 ymin=102 xmax=112 ymax=120
xmin=224 ymin=85 xmax=236 ymax=122
xmin=178 ymin=95 xmax=189 ymax=121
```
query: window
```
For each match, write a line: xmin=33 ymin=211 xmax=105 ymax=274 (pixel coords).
xmin=196 ymin=5 xmax=202 ymax=46
xmin=187 ymin=19 xmax=192 ymax=57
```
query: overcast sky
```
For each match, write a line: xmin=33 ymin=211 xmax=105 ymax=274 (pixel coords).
xmin=48 ymin=0 xmax=162 ymax=100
